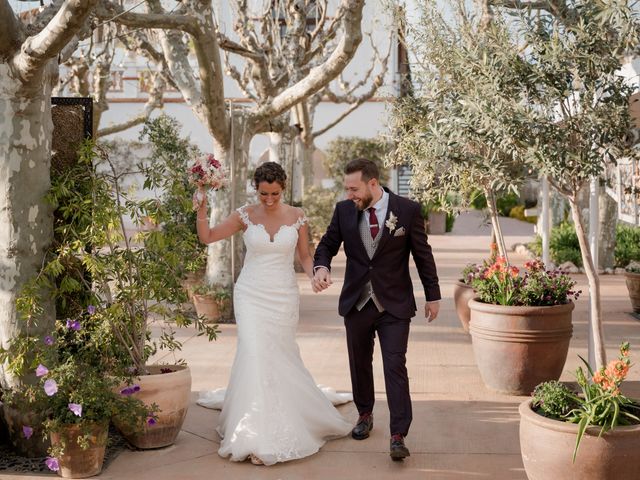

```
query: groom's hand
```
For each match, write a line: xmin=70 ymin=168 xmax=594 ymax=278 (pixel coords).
xmin=425 ymin=301 xmax=440 ymax=323
xmin=312 ymin=267 xmax=332 ymax=293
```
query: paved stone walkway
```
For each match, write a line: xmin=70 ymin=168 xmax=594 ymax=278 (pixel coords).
xmin=3 ymin=213 xmax=638 ymax=480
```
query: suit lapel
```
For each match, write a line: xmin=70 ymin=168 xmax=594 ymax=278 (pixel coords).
xmin=372 ymin=188 xmax=397 ymax=260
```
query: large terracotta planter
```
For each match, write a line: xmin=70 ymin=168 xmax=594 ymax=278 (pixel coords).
xmin=624 ymin=271 xmax=640 ymax=313
xmin=50 ymin=422 xmax=108 ymax=479
xmin=519 ymin=399 xmax=640 ymax=479
xmin=469 ymin=299 xmax=573 ymax=395
xmin=453 ymin=280 xmax=475 ymax=332
xmin=1 ymin=404 xmax=50 ymax=457
xmin=114 ymin=365 xmax=191 ymax=449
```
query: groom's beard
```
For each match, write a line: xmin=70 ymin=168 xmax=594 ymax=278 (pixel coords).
xmin=354 ymin=190 xmax=374 ymax=211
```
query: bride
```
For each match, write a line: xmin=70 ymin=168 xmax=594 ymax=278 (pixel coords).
xmin=193 ymin=162 xmax=353 ymax=466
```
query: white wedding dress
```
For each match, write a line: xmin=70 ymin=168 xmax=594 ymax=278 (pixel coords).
xmin=197 ymin=205 xmax=353 ymax=465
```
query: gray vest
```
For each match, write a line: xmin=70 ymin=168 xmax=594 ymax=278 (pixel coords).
xmin=355 ymin=211 xmax=384 ymax=312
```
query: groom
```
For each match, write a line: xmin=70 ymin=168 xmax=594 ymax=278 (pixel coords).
xmin=312 ymin=158 xmax=441 ymax=461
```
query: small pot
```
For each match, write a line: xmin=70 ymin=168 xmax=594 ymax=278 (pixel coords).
xmin=50 ymin=422 xmax=108 ymax=479
xmin=192 ymin=294 xmax=220 ymax=323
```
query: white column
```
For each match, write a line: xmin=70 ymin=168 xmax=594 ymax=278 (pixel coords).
xmin=588 ymin=176 xmax=600 ymax=368
xmin=541 ymin=177 xmax=550 ymax=266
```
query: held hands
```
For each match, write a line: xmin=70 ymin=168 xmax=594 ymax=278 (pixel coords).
xmin=424 ymin=301 xmax=440 ymax=323
xmin=311 ymin=267 xmax=332 ymax=293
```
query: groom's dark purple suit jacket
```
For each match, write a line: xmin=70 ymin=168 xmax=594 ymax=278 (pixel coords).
xmin=314 ymin=188 xmax=441 ymax=319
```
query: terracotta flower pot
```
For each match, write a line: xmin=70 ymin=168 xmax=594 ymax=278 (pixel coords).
xmin=50 ymin=422 xmax=108 ymax=479
xmin=624 ymin=271 xmax=640 ymax=313
xmin=192 ymin=294 xmax=220 ymax=323
xmin=519 ymin=399 xmax=640 ymax=479
xmin=1 ymin=404 xmax=50 ymax=457
xmin=469 ymin=299 xmax=573 ymax=395
xmin=180 ymin=270 xmax=205 ymax=299
xmin=453 ymin=280 xmax=475 ymax=332
xmin=114 ymin=365 xmax=191 ymax=449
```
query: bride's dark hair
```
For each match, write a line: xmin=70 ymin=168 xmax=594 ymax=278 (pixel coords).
xmin=254 ymin=161 xmax=287 ymax=190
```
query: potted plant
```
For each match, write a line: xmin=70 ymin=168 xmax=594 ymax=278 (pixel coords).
xmin=519 ymin=342 xmax=640 ymax=479
xmin=468 ymin=258 xmax=580 ymax=394
xmin=0 ymin=309 xmax=150 ymax=478
xmin=191 ymin=284 xmax=231 ymax=323
xmin=624 ymin=261 xmax=640 ymax=313
xmin=4 ymin=140 xmax=218 ymax=451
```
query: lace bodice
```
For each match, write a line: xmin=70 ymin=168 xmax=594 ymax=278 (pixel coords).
xmin=236 ymin=205 xmax=308 ymax=282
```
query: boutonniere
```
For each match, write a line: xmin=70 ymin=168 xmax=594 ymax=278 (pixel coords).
xmin=385 ymin=212 xmax=398 ymax=232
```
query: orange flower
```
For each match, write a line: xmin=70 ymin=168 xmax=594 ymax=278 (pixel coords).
xmin=605 ymin=360 xmax=629 ymax=382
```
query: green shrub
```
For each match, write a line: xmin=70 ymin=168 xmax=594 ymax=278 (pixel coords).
xmin=324 ymin=136 xmax=391 ymax=186
xmin=469 ymin=190 xmax=487 ymax=210
xmin=303 ymin=185 xmax=340 ymax=241
xmin=528 ymin=222 xmax=582 ymax=266
xmin=509 ymin=205 xmax=537 ymax=224
xmin=468 ymin=190 xmax=520 ymax=217
xmin=615 ymin=224 xmax=640 ymax=268
xmin=496 ymin=191 xmax=519 ymax=217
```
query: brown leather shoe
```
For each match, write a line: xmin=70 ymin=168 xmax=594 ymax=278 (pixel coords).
xmin=390 ymin=434 xmax=410 ymax=460
xmin=351 ymin=413 xmax=373 ymax=440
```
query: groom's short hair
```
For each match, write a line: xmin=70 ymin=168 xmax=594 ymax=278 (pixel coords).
xmin=345 ymin=158 xmax=379 ymax=183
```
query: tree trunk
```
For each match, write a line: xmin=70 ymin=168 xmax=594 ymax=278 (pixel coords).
xmin=485 ymin=188 xmax=509 ymax=262
xmin=0 ymin=66 xmax=56 ymax=387
xmin=205 ymin=111 xmax=251 ymax=304
xmin=568 ymin=197 xmax=606 ymax=369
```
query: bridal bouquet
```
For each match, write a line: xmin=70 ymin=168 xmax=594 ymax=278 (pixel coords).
xmin=189 ymin=153 xmax=229 ymax=210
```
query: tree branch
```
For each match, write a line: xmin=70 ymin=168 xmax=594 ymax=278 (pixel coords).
xmin=96 ymin=1 xmax=197 ymax=34
xmin=98 ymin=75 xmax=165 ymax=138
xmin=253 ymin=0 xmax=365 ymax=125
xmin=14 ymin=0 xmax=98 ymax=81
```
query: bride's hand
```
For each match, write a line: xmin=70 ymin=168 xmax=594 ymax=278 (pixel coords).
xmin=192 ymin=187 xmax=207 ymax=210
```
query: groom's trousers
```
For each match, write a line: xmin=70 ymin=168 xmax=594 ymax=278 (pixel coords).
xmin=344 ymin=299 xmax=412 ymax=437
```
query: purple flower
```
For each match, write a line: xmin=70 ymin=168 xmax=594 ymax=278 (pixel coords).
xmin=35 ymin=364 xmax=49 ymax=377
xmin=22 ymin=426 xmax=33 ymax=439
xmin=147 ymin=417 xmax=157 ymax=426
xmin=120 ymin=384 xmax=141 ymax=396
xmin=45 ymin=457 xmax=59 ymax=472
xmin=66 ymin=319 xmax=81 ymax=331
xmin=68 ymin=403 xmax=82 ymax=417
xmin=44 ymin=379 xmax=58 ymax=396
xmin=43 ymin=335 xmax=54 ymax=346
xmin=87 ymin=305 xmax=96 ymax=315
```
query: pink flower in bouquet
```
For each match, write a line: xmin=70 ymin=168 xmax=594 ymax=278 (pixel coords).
xmin=188 ymin=154 xmax=228 ymax=190
xmin=189 ymin=154 xmax=229 ymax=211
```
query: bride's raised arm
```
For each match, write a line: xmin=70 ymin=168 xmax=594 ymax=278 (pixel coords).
xmin=194 ymin=189 xmax=244 ymax=244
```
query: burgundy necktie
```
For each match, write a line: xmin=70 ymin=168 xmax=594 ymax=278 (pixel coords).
xmin=368 ymin=208 xmax=379 ymax=239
